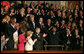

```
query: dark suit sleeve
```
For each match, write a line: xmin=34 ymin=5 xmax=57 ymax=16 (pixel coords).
xmin=5 ymin=24 xmax=16 ymax=39
xmin=32 ymin=33 xmax=44 ymax=41
xmin=38 ymin=35 xmax=44 ymax=41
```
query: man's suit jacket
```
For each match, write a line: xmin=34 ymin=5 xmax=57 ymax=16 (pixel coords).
xmin=72 ymin=34 xmax=81 ymax=50
xmin=32 ymin=32 xmax=44 ymax=50
xmin=5 ymin=23 xmax=16 ymax=50
xmin=28 ymin=20 xmax=36 ymax=32
xmin=48 ymin=31 xmax=60 ymax=45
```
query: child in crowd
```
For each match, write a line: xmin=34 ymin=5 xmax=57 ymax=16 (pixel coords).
xmin=25 ymin=31 xmax=37 ymax=51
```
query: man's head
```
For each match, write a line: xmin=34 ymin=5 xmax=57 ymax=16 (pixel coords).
xmin=39 ymin=17 xmax=43 ymax=22
xmin=80 ymin=10 xmax=83 ymax=15
xmin=34 ymin=9 xmax=37 ymax=13
xmin=36 ymin=27 xmax=40 ymax=34
xmin=30 ymin=15 xmax=34 ymax=22
xmin=11 ymin=17 xmax=16 ymax=25
xmin=80 ymin=19 xmax=83 ymax=24
xmin=27 ymin=8 xmax=31 ymax=13
xmin=10 ymin=8 xmax=14 ymax=12
xmin=61 ymin=20 xmax=65 ymax=25
xmin=47 ymin=19 xmax=51 ymax=24
xmin=75 ymin=28 xmax=79 ymax=34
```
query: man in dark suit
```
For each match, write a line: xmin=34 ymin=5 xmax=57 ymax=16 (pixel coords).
xmin=63 ymin=28 xmax=73 ymax=50
xmin=42 ymin=1 xmax=47 ymax=9
xmin=72 ymin=29 xmax=81 ymax=50
xmin=53 ymin=20 xmax=61 ymax=32
xmin=48 ymin=27 xmax=60 ymax=50
xmin=32 ymin=28 xmax=47 ymax=50
xmin=56 ymin=9 xmax=62 ymax=23
xmin=32 ymin=9 xmax=38 ymax=22
xmin=45 ymin=19 xmax=53 ymax=32
xmin=5 ymin=18 xmax=17 ymax=50
xmin=77 ymin=19 xmax=83 ymax=36
xmin=36 ymin=17 xmax=46 ymax=33
xmin=26 ymin=8 xmax=32 ymax=17
xmin=79 ymin=10 xmax=83 ymax=20
xmin=60 ymin=20 xmax=66 ymax=31
xmin=28 ymin=15 xmax=36 ymax=32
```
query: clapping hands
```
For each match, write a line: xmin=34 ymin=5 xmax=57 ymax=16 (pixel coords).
xmin=34 ymin=39 xmax=37 ymax=42
xmin=43 ymin=33 xmax=47 ymax=37
xmin=5 ymin=38 xmax=9 ymax=42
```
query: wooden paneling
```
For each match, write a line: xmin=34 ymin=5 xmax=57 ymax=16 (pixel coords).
xmin=68 ymin=1 xmax=80 ymax=9
xmin=27 ymin=50 xmax=83 ymax=53
xmin=1 ymin=51 xmax=24 ymax=53
xmin=1 ymin=50 xmax=83 ymax=53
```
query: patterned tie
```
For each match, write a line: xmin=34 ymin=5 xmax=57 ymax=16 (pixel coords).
xmin=67 ymin=37 xmax=70 ymax=44
xmin=33 ymin=22 xmax=35 ymax=28
xmin=77 ymin=39 xmax=79 ymax=45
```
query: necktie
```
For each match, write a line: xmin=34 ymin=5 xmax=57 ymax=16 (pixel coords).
xmin=77 ymin=40 xmax=79 ymax=45
xmin=67 ymin=37 xmax=70 ymax=44
xmin=33 ymin=22 xmax=35 ymax=28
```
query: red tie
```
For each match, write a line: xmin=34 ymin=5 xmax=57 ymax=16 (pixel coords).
xmin=75 ymin=19 xmax=77 ymax=23
xmin=81 ymin=26 xmax=83 ymax=30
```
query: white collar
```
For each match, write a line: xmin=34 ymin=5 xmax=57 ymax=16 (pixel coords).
xmin=67 ymin=34 xmax=72 ymax=37
xmin=11 ymin=23 xmax=15 ymax=28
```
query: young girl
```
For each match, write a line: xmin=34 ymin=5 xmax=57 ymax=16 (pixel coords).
xmin=25 ymin=31 xmax=37 ymax=51
xmin=18 ymin=28 xmax=26 ymax=51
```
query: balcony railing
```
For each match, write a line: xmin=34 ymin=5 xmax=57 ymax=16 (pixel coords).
xmin=44 ymin=45 xmax=65 ymax=50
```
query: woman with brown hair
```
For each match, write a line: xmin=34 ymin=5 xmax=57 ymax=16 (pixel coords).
xmin=18 ymin=28 xmax=26 ymax=51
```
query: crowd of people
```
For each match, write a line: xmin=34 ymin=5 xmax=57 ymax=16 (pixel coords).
xmin=1 ymin=1 xmax=83 ymax=51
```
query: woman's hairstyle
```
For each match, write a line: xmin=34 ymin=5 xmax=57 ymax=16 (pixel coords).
xmin=10 ymin=17 xmax=16 ymax=23
xmin=75 ymin=28 xmax=79 ymax=31
xmin=27 ymin=31 xmax=33 ymax=36
xmin=30 ymin=14 xmax=34 ymax=18
xmin=19 ymin=28 xmax=26 ymax=34
xmin=20 ymin=8 xmax=25 ymax=14
xmin=5 ymin=15 xmax=10 ymax=20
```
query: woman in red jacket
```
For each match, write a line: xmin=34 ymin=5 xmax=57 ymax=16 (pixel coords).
xmin=18 ymin=28 xmax=26 ymax=51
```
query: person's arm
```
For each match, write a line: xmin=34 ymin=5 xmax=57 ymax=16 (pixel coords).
xmin=5 ymin=38 xmax=9 ymax=43
xmin=33 ymin=39 xmax=37 ymax=44
xmin=27 ymin=38 xmax=37 ymax=45
xmin=43 ymin=33 xmax=47 ymax=38
xmin=38 ymin=33 xmax=47 ymax=41
xmin=6 ymin=24 xmax=17 ymax=39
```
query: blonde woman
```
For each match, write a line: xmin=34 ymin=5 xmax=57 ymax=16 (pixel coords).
xmin=18 ymin=8 xmax=25 ymax=23
xmin=20 ymin=8 xmax=25 ymax=16
xmin=25 ymin=31 xmax=37 ymax=51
